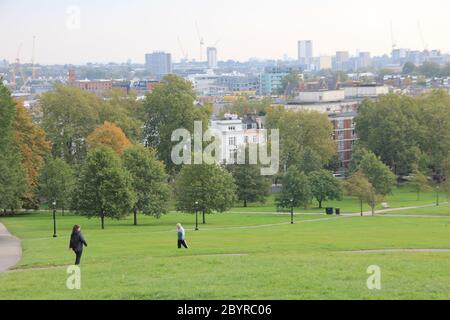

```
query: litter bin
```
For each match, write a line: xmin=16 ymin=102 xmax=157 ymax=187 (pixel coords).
xmin=335 ymin=208 xmax=341 ymax=215
xmin=326 ymin=207 xmax=334 ymax=215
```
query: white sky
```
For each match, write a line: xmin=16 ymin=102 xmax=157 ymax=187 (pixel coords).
xmin=1 ymin=0 xmax=449 ymax=64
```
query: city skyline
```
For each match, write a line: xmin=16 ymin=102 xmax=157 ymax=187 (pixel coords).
xmin=1 ymin=0 xmax=450 ymax=65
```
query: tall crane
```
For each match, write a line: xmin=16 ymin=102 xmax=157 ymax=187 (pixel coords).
xmin=195 ymin=21 xmax=205 ymax=61
xmin=177 ymin=36 xmax=189 ymax=61
xmin=31 ymin=36 xmax=37 ymax=80
xmin=417 ymin=21 xmax=428 ymax=51
xmin=390 ymin=20 xmax=397 ymax=52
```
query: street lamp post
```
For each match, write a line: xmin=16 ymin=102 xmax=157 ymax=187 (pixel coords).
xmin=436 ymin=185 xmax=440 ymax=207
xmin=195 ymin=201 xmax=199 ymax=231
xmin=52 ymin=201 xmax=57 ymax=238
xmin=290 ymin=199 xmax=294 ymax=225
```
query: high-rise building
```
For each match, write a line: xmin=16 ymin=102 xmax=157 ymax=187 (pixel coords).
xmin=335 ymin=51 xmax=350 ymax=71
xmin=145 ymin=51 xmax=172 ymax=77
xmin=207 ymin=47 xmax=218 ymax=69
xmin=358 ymin=52 xmax=371 ymax=69
xmin=314 ymin=56 xmax=332 ymax=70
xmin=298 ymin=40 xmax=313 ymax=66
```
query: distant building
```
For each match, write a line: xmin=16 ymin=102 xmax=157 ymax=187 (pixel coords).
xmin=329 ymin=111 xmax=358 ymax=170
xmin=335 ymin=51 xmax=350 ymax=71
xmin=298 ymin=40 xmax=313 ymax=66
xmin=314 ymin=56 xmax=332 ymax=70
xmin=145 ymin=52 xmax=172 ymax=77
xmin=210 ymin=114 xmax=266 ymax=164
xmin=358 ymin=52 xmax=372 ymax=69
xmin=207 ymin=47 xmax=218 ymax=69
xmin=259 ymin=66 xmax=300 ymax=96
xmin=217 ymin=73 xmax=260 ymax=93
xmin=295 ymin=90 xmax=345 ymax=103
xmin=343 ymin=85 xmax=389 ymax=98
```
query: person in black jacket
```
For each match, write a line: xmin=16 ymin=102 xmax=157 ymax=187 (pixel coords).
xmin=69 ymin=225 xmax=88 ymax=265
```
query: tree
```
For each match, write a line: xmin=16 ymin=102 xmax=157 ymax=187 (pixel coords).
xmin=345 ymin=171 xmax=379 ymax=216
xmin=309 ymin=170 xmax=343 ymax=209
xmin=298 ymin=147 xmax=323 ymax=175
xmin=72 ymin=146 xmax=136 ymax=229
xmin=418 ymin=90 xmax=450 ymax=178
xmin=279 ymin=71 xmax=301 ymax=97
xmin=86 ymin=121 xmax=131 ymax=155
xmin=419 ymin=61 xmax=441 ymax=78
xmin=100 ymin=89 xmax=144 ymax=142
xmin=402 ymin=62 xmax=417 ymax=75
xmin=122 ymin=145 xmax=171 ymax=225
xmin=355 ymin=95 xmax=423 ymax=176
xmin=0 ymin=83 xmax=27 ymax=212
xmin=0 ymin=152 xmax=27 ymax=213
xmin=175 ymin=163 xmax=237 ymax=224
xmin=143 ymin=75 xmax=210 ymax=174
xmin=222 ymin=97 xmax=272 ymax=117
xmin=14 ymin=102 xmax=51 ymax=208
xmin=359 ymin=151 xmax=396 ymax=196
xmin=266 ymin=107 xmax=336 ymax=172
xmin=38 ymin=157 xmax=75 ymax=214
xmin=276 ymin=166 xmax=312 ymax=210
xmin=227 ymin=163 xmax=271 ymax=207
xmin=409 ymin=166 xmax=432 ymax=200
xmin=41 ymin=85 xmax=102 ymax=163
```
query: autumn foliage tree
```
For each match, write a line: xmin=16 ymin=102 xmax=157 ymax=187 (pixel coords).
xmin=14 ymin=102 xmax=51 ymax=208
xmin=86 ymin=121 xmax=131 ymax=155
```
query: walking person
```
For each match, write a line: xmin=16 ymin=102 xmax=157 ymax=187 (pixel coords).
xmin=69 ymin=225 xmax=88 ymax=265
xmin=177 ymin=223 xmax=188 ymax=249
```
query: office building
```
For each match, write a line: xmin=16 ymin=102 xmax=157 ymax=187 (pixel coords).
xmin=207 ymin=47 xmax=218 ymax=69
xmin=298 ymin=40 xmax=313 ymax=66
xmin=145 ymin=51 xmax=172 ymax=77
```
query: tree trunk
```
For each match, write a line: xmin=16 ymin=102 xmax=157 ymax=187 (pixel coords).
xmin=202 ymin=210 xmax=206 ymax=224
xmin=101 ymin=211 xmax=105 ymax=230
xmin=318 ymin=200 xmax=323 ymax=209
xmin=134 ymin=207 xmax=138 ymax=226
xmin=244 ymin=199 xmax=247 ymax=208
xmin=62 ymin=205 xmax=65 ymax=217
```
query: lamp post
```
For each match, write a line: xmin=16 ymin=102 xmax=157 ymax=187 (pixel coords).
xmin=52 ymin=201 xmax=57 ymax=238
xmin=290 ymin=199 xmax=294 ymax=225
xmin=195 ymin=201 xmax=199 ymax=231
xmin=436 ymin=185 xmax=440 ymax=207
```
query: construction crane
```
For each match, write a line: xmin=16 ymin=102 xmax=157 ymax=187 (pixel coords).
xmin=10 ymin=43 xmax=23 ymax=88
xmin=417 ymin=21 xmax=428 ymax=51
xmin=177 ymin=36 xmax=189 ymax=61
xmin=195 ymin=21 xmax=205 ymax=61
xmin=390 ymin=20 xmax=397 ymax=52
xmin=31 ymin=35 xmax=37 ymax=80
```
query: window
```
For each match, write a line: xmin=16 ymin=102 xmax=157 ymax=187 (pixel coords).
xmin=229 ymin=137 xmax=236 ymax=146
xmin=253 ymin=136 xmax=257 ymax=143
xmin=228 ymin=126 xmax=236 ymax=131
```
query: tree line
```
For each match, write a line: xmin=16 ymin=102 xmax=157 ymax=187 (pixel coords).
xmin=1 ymin=75 xmax=449 ymax=226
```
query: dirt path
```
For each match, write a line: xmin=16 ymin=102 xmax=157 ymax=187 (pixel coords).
xmin=0 ymin=223 xmax=22 ymax=273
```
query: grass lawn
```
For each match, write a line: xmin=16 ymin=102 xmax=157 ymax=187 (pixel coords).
xmin=0 ymin=192 xmax=449 ymax=299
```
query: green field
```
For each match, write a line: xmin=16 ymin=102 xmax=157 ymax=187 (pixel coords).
xmin=0 ymin=187 xmax=449 ymax=300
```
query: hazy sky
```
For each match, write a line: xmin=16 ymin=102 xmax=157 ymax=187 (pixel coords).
xmin=1 ymin=0 xmax=449 ymax=65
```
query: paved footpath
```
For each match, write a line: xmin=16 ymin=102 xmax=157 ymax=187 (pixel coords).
xmin=0 ymin=223 xmax=22 ymax=273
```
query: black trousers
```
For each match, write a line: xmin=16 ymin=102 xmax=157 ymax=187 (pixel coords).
xmin=74 ymin=250 xmax=83 ymax=265
xmin=178 ymin=240 xmax=188 ymax=249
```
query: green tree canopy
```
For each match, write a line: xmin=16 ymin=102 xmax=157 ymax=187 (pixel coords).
xmin=358 ymin=150 xmax=396 ymax=196
xmin=309 ymin=170 xmax=343 ymax=209
xmin=409 ymin=166 xmax=432 ymax=200
xmin=266 ymin=107 xmax=336 ymax=172
xmin=175 ymin=163 xmax=237 ymax=224
xmin=72 ymin=146 xmax=136 ymax=229
xmin=142 ymin=75 xmax=210 ymax=174
xmin=227 ymin=163 xmax=271 ymax=207
xmin=344 ymin=170 xmax=380 ymax=216
xmin=276 ymin=166 xmax=312 ymax=209
xmin=355 ymin=94 xmax=423 ymax=176
xmin=38 ymin=157 xmax=75 ymax=213
xmin=122 ymin=145 xmax=171 ymax=224
xmin=0 ymin=83 xmax=27 ymax=212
